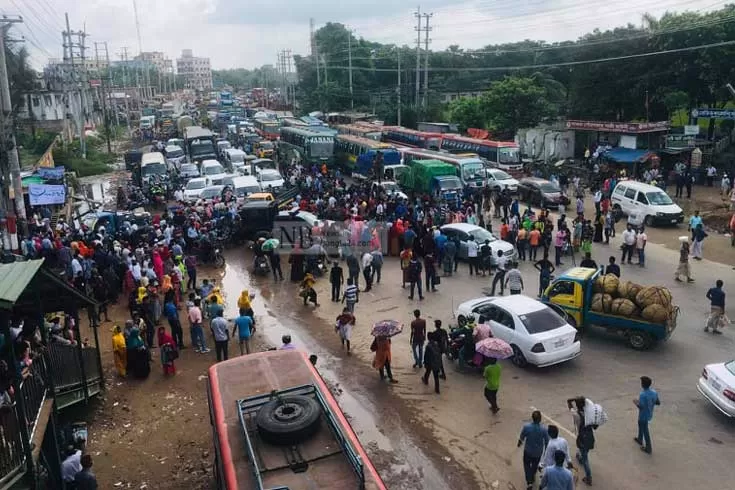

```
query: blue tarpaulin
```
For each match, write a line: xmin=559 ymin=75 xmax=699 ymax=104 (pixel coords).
xmin=602 ymin=148 xmax=654 ymax=164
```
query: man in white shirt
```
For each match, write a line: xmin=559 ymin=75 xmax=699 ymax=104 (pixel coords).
xmin=361 ymin=252 xmax=374 ymax=292
xmin=621 ymin=224 xmax=637 ymax=265
xmin=130 ymin=259 xmax=142 ymax=283
xmin=636 ymin=226 xmax=648 ymax=267
xmin=540 ymin=425 xmax=572 ymax=471
xmin=467 ymin=238 xmax=479 ymax=275
xmin=61 ymin=447 xmax=82 ymax=483
xmin=593 ymin=190 xmax=602 ymax=213
xmin=706 ymin=164 xmax=717 ymax=187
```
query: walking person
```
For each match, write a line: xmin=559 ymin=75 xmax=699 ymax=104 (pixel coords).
xmin=157 ymin=326 xmax=177 ymax=375
xmin=483 ymin=357 xmax=501 ymax=414
xmin=342 ymin=278 xmax=359 ymax=313
xmin=407 ymin=256 xmax=424 ymax=300
xmin=633 ymin=376 xmax=661 ymax=454
xmin=705 ymin=279 xmax=725 ymax=334
xmin=540 ymin=450 xmax=575 ymax=490
xmin=490 ymin=250 xmax=508 ymax=296
xmin=691 ymin=223 xmax=707 ymax=260
xmin=674 ymin=239 xmax=695 ymax=283
xmin=187 ymin=298 xmax=209 ymax=353
xmin=371 ymin=335 xmax=397 ymax=383
xmin=330 ymin=261 xmax=344 ymax=302
xmin=210 ymin=310 xmax=230 ymax=362
xmin=604 ymin=211 xmax=614 ymax=244
xmin=269 ymin=249 xmax=284 ymax=280
xmin=554 ymin=227 xmax=568 ymax=266
xmin=370 ymin=247 xmax=384 ymax=284
xmin=529 ymin=226 xmax=541 ymax=261
xmin=518 ymin=410 xmax=549 ymax=490
xmin=636 ymin=226 xmax=647 ymax=267
xmin=421 ymin=332 xmax=443 ymax=394
xmin=467 ymin=237 xmax=480 ymax=275
xmin=424 ymin=252 xmax=438 ymax=292
xmin=346 ymin=253 xmax=360 ymax=290
xmin=164 ymin=298 xmax=184 ymax=349
xmin=433 ymin=319 xmax=449 ymax=379
xmin=540 ymin=425 xmax=572 ymax=472
xmin=517 ymin=227 xmax=528 ymax=261
xmin=361 ymin=251 xmax=374 ymax=292
xmin=504 ymin=262 xmax=524 ymax=295
xmin=232 ymin=308 xmax=255 ymax=355
xmin=410 ymin=309 xmax=427 ymax=368
xmin=534 ymin=254 xmax=555 ymax=297
xmin=335 ymin=308 xmax=356 ymax=354
xmin=568 ymin=397 xmax=595 ymax=486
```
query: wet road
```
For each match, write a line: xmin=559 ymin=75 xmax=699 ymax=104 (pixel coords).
xmin=217 ymin=234 xmax=735 ymax=489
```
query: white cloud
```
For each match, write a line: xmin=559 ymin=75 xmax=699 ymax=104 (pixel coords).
xmin=4 ymin=0 xmax=728 ymax=70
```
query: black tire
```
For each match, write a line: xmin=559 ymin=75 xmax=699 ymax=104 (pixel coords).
xmin=627 ymin=331 xmax=653 ymax=350
xmin=644 ymin=215 xmax=654 ymax=227
xmin=511 ymin=345 xmax=528 ymax=368
xmin=256 ymin=395 xmax=321 ymax=445
xmin=457 ymin=315 xmax=468 ymax=327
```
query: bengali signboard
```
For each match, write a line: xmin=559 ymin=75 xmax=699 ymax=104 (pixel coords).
xmin=36 ymin=167 xmax=65 ymax=181
xmin=28 ymin=184 xmax=66 ymax=206
xmin=691 ymin=108 xmax=735 ymax=120
xmin=565 ymin=120 xmax=670 ymax=133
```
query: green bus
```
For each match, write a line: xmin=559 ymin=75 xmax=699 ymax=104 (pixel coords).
xmin=279 ymin=127 xmax=335 ymax=165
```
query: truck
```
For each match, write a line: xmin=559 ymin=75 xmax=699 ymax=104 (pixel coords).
xmin=399 ymin=159 xmax=462 ymax=201
xmin=183 ymin=126 xmax=217 ymax=165
xmin=542 ymin=267 xmax=679 ymax=350
xmin=140 ymin=115 xmax=155 ymax=130
xmin=177 ymin=115 xmax=194 ymax=136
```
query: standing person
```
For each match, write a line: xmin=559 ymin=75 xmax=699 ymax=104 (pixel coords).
xmin=433 ymin=319 xmax=449 ymax=379
xmin=361 ymin=251 xmax=374 ymax=292
xmin=424 ymin=252 xmax=438 ymax=292
xmin=210 ymin=310 xmax=230 ymax=362
xmin=346 ymin=253 xmax=360 ymax=290
xmin=184 ymin=254 xmax=197 ymax=291
xmin=335 ymin=308 xmax=356 ymax=354
xmin=636 ymin=226 xmax=647 ymax=267
xmin=691 ymin=223 xmax=707 ymax=260
xmin=593 ymin=188 xmax=602 ymax=214
xmin=407 ymin=256 xmax=424 ymax=300
xmin=372 ymin=336 xmax=397 ymax=383
xmin=579 ymin=252 xmax=597 ymax=269
xmin=518 ymin=410 xmax=549 ymax=490
xmin=706 ymin=164 xmax=717 ymax=187
xmin=467 ymin=237 xmax=480 ymax=275
xmin=504 ymin=262 xmax=524 ymax=295
xmin=483 ymin=357 xmax=501 ymax=414
xmin=605 ymin=256 xmax=620 ymax=277
xmin=410 ymin=309 xmax=427 ymax=368
xmin=342 ymin=278 xmax=359 ymax=313
xmin=269 ymin=248 xmax=284 ymax=280
xmin=604 ymin=211 xmax=614 ymax=244
xmin=705 ymin=279 xmax=725 ymax=334
xmin=621 ymin=224 xmax=636 ymax=265
xmin=232 ymin=309 xmax=255 ymax=355
xmin=534 ymin=254 xmax=555 ymax=297
xmin=529 ymin=226 xmax=541 ymax=261
xmin=400 ymin=247 xmax=413 ymax=287
xmin=111 ymin=325 xmax=127 ymax=377
xmin=164 ymin=298 xmax=184 ymax=349
xmin=490 ymin=250 xmax=508 ymax=296
xmin=443 ymin=238 xmax=456 ymax=276
xmin=188 ymin=299 xmax=209 ymax=353
xmin=674 ymin=239 xmax=694 ymax=283
xmin=634 ymin=376 xmax=661 ymax=454
xmin=371 ymin=247 xmax=384 ymax=284
xmin=568 ymin=397 xmax=594 ymax=486
xmin=688 ymin=210 xmax=703 ymax=240
xmin=421 ymin=332 xmax=443 ymax=394
xmin=516 ymin=226 xmax=528 ymax=261
xmin=157 ymin=326 xmax=177 ymax=376
xmin=330 ymin=261 xmax=344 ymax=302
xmin=540 ymin=450 xmax=575 ymax=490
xmin=74 ymin=454 xmax=98 ymax=490
xmin=554 ymin=228 xmax=567 ymax=266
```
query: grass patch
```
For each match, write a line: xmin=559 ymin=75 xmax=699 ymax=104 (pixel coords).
xmin=53 ymin=136 xmax=115 ymax=177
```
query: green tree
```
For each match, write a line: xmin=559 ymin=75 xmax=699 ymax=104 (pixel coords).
xmin=662 ymin=90 xmax=689 ymax=125
xmin=482 ymin=76 xmax=554 ymax=137
xmin=448 ymin=97 xmax=486 ymax=131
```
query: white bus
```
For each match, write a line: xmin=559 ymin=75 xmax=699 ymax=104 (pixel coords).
xmin=398 ymin=148 xmax=487 ymax=188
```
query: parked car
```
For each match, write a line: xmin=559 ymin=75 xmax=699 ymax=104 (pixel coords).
xmin=517 ymin=177 xmax=567 ymax=208
xmin=455 ymin=295 xmax=581 ymax=368
xmin=440 ymin=223 xmax=516 ymax=265
xmin=183 ymin=177 xmax=208 ymax=202
xmin=484 ymin=168 xmax=519 ymax=193
xmin=372 ymin=181 xmax=408 ymax=201
xmin=611 ymin=180 xmax=684 ymax=227
xmin=698 ymin=360 xmax=735 ymax=417
xmin=257 ymin=169 xmax=285 ymax=192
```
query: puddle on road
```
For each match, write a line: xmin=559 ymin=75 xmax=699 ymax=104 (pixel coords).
xmin=217 ymin=252 xmax=453 ymax=489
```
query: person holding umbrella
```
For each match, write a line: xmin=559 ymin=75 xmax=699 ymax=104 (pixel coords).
xmin=476 ymin=336 xmax=512 ymax=414
xmin=371 ymin=320 xmax=402 ymax=384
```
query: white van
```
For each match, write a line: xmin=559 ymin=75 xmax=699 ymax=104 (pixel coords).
xmin=223 ymin=175 xmax=261 ymax=199
xmin=200 ymin=159 xmax=228 ymax=185
xmin=224 ymin=148 xmax=247 ymax=172
xmin=611 ymin=180 xmax=684 ymax=227
xmin=140 ymin=152 xmax=167 ymax=183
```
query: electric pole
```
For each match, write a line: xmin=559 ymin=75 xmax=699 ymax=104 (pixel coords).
xmin=397 ymin=50 xmax=402 ymax=126
xmin=132 ymin=0 xmax=149 ymax=100
xmin=64 ymin=13 xmax=87 ymax=159
xmin=0 ymin=17 xmax=25 ymax=248
xmin=348 ymin=29 xmax=353 ymax=110
xmin=422 ymin=12 xmax=433 ymax=109
xmin=104 ymin=42 xmax=120 ymax=129
xmin=95 ymin=42 xmax=112 ymax=153
xmin=414 ymin=6 xmax=421 ymax=109
xmin=120 ymin=47 xmax=132 ymax=136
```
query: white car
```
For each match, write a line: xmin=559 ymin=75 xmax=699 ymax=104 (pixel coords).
xmin=440 ymin=223 xmax=516 ymax=265
xmin=183 ymin=177 xmax=208 ymax=202
xmin=200 ymin=159 xmax=228 ymax=185
xmin=199 ymin=185 xmax=225 ymax=202
xmin=484 ymin=168 xmax=519 ymax=193
xmin=455 ymin=295 xmax=581 ymax=368
xmin=257 ymin=169 xmax=285 ymax=191
xmin=698 ymin=361 xmax=735 ymax=417
xmin=373 ymin=181 xmax=408 ymax=201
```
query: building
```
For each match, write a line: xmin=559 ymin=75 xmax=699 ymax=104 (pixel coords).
xmin=46 ymin=57 xmax=109 ymax=74
xmin=176 ymin=49 xmax=212 ymax=91
xmin=134 ymin=51 xmax=174 ymax=76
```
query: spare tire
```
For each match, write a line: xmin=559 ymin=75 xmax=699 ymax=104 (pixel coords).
xmin=256 ymin=395 xmax=321 ymax=445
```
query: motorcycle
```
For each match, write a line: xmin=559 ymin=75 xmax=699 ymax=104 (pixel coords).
xmin=253 ymin=254 xmax=270 ymax=276
xmin=447 ymin=327 xmax=487 ymax=372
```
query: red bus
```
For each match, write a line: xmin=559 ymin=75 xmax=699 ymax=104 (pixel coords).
xmin=440 ymin=134 xmax=521 ymax=171
xmin=381 ymin=126 xmax=443 ymax=150
xmin=207 ymin=350 xmax=386 ymax=490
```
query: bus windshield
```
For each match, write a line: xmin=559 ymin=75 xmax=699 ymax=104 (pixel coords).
xmin=309 ymin=137 xmax=335 ymax=158
xmin=461 ymin=162 xmax=485 ymax=182
xmin=191 ymin=141 xmax=215 ymax=157
xmin=426 ymin=137 xmax=441 ymax=150
xmin=499 ymin=147 xmax=519 ymax=164
xmin=141 ymin=163 xmax=167 ymax=176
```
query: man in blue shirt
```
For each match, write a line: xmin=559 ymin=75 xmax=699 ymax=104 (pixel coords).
xmin=540 ymin=450 xmax=574 ymax=490
xmin=634 ymin=375 xmax=661 ymax=454
xmin=518 ymin=410 xmax=549 ymax=489
xmin=164 ymin=300 xmax=184 ymax=349
xmin=231 ymin=310 xmax=255 ymax=355
xmin=705 ymin=279 xmax=726 ymax=334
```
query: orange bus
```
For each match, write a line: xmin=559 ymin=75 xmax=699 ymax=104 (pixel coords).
xmin=207 ymin=350 xmax=386 ymax=490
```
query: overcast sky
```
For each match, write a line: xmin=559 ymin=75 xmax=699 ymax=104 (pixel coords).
xmin=2 ymin=0 xmax=728 ymax=70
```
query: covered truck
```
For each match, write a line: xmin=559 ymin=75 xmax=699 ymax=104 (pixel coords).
xmin=399 ymin=159 xmax=462 ymax=201
xmin=542 ymin=267 xmax=678 ymax=350
xmin=183 ymin=126 xmax=217 ymax=165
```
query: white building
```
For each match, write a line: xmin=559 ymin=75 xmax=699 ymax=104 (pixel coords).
xmin=135 ymin=51 xmax=173 ymax=75
xmin=176 ymin=49 xmax=212 ymax=91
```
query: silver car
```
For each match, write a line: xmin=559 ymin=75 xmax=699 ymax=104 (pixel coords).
xmin=440 ymin=223 xmax=516 ymax=265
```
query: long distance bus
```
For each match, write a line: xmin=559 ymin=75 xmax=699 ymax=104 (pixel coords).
xmin=399 ymin=147 xmax=487 ymax=188
xmin=382 ymin=126 xmax=442 ymax=150
xmin=253 ymin=118 xmax=282 ymax=140
xmin=440 ymin=134 xmax=521 ymax=171
xmin=335 ymin=123 xmax=383 ymax=141
xmin=334 ymin=135 xmax=400 ymax=177
xmin=279 ymin=127 xmax=335 ymax=165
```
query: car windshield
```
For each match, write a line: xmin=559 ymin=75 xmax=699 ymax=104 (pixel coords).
xmin=201 ymin=188 xmax=221 ymax=198
xmin=167 ymin=149 xmax=184 ymax=158
xmin=382 ymin=182 xmax=400 ymax=192
xmin=203 ymin=164 xmax=224 ymax=176
xmin=499 ymin=147 xmax=519 ymax=164
xmin=181 ymin=164 xmax=198 ymax=173
xmin=261 ymin=172 xmax=282 ymax=182
xmin=539 ymin=182 xmax=560 ymax=193
xmin=726 ymin=360 xmax=735 ymax=376
xmin=461 ymin=162 xmax=484 ymax=181
xmin=645 ymin=191 xmax=674 ymax=205
xmin=491 ymin=170 xmax=512 ymax=180
xmin=260 ymin=142 xmax=274 ymax=150
xmin=230 ymin=154 xmax=245 ymax=163
xmin=141 ymin=163 xmax=166 ymax=176
xmin=519 ymin=307 xmax=567 ymax=334
xmin=470 ymin=228 xmax=496 ymax=243
xmin=186 ymin=180 xmax=206 ymax=190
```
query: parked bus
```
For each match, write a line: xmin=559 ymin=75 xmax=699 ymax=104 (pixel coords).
xmin=334 ymin=134 xmax=400 ymax=176
xmin=279 ymin=127 xmax=335 ymax=165
xmin=207 ymin=350 xmax=386 ymax=490
xmin=417 ymin=122 xmax=458 ymax=134
xmin=381 ymin=127 xmax=443 ymax=150
xmin=334 ymin=123 xmax=383 ymax=141
xmin=282 ymin=117 xmax=309 ymax=128
xmin=399 ymin=147 xmax=487 ymax=188
xmin=253 ymin=118 xmax=282 ymax=140
xmin=441 ymin=134 xmax=522 ymax=171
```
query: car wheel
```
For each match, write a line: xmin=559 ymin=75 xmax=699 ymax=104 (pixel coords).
xmin=457 ymin=315 xmax=468 ymax=327
xmin=644 ymin=215 xmax=654 ymax=227
xmin=511 ymin=345 xmax=528 ymax=367
xmin=627 ymin=331 xmax=653 ymax=350
xmin=255 ymin=395 xmax=321 ymax=445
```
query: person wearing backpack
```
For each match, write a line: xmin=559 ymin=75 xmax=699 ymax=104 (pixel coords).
xmin=407 ymin=256 xmax=424 ymax=300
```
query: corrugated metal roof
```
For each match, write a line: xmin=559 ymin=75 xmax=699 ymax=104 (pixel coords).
xmin=0 ymin=259 xmax=44 ymax=310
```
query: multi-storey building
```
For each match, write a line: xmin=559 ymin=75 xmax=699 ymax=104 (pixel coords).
xmin=176 ymin=49 xmax=212 ymax=91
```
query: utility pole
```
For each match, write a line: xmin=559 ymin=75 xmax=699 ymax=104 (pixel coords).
xmin=422 ymin=12 xmax=433 ymax=109
xmin=287 ymin=50 xmax=295 ymax=111
xmin=65 ymin=13 xmax=87 ymax=159
xmin=95 ymin=42 xmax=112 ymax=153
xmin=414 ymin=7 xmax=423 ymax=110
xmin=397 ymin=50 xmax=402 ymax=126
xmin=0 ymin=17 xmax=24 ymax=249
xmin=104 ymin=42 xmax=119 ymax=129
xmin=132 ymin=0 xmax=149 ymax=100
xmin=348 ymin=29 xmax=354 ymax=110
xmin=120 ymin=47 xmax=132 ymax=136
